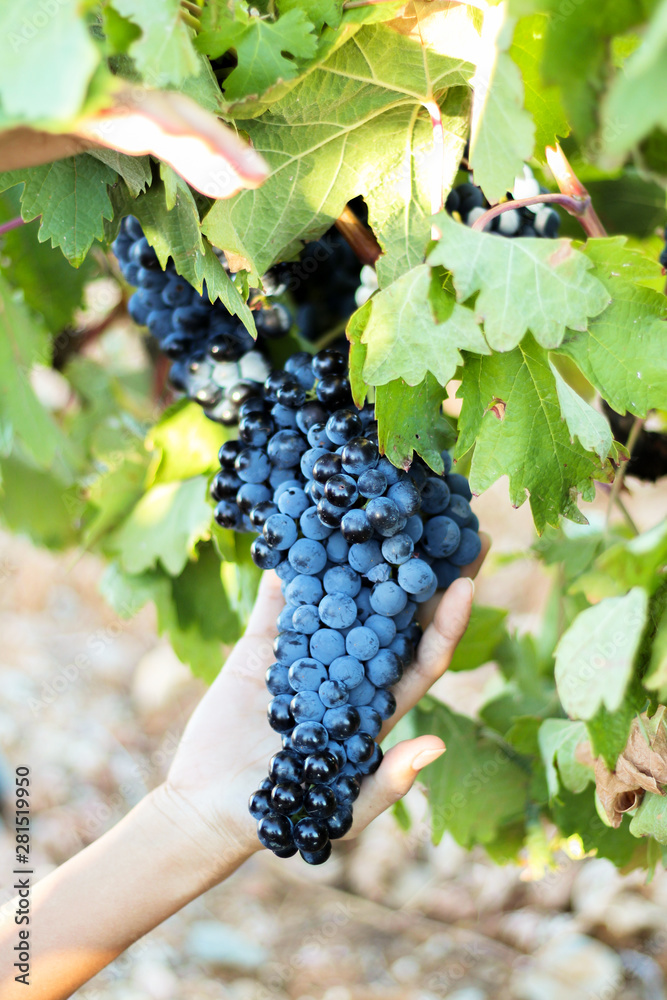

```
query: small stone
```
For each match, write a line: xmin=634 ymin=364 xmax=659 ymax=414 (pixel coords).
xmin=390 ymin=955 xmax=420 ymax=983
xmin=511 ymin=932 xmax=623 ymax=1000
xmin=185 ymin=920 xmax=268 ymax=970
xmin=447 ymin=990 xmax=488 ymax=1000
xmin=131 ymin=643 xmax=195 ymax=714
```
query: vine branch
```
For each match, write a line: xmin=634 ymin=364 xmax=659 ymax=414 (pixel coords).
xmin=0 ymin=217 xmax=26 ymax=236
xmin=546 ymin=144 xmax=607 ymax=238
xmin=470 ymin=192 xmax=598 ymax=235
xmin=52 ymin=299 xmax=127 ymax=370
xmin=334 ymin=205 xmax=382 ymax=267
xmin=342 ymin=0 xmax=393 ymax=8
xmin=606 ymin=415 xmax=644 ymax=532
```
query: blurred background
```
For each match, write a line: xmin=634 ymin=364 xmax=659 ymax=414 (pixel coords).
xmin=0 ymin=465 xmax=665 ymax=1000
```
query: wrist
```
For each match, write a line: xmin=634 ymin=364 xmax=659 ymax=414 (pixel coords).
xmin=148 ymin=782 xmax=257 ymax=894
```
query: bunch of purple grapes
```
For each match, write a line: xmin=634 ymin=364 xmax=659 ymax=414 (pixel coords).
xmin=211 ymin=348 xmax=481 ymax=864
xmin=111 ymin=216 xmax=290 ymax=424
xmin=447 ymin=165 xmax=561 ymax=238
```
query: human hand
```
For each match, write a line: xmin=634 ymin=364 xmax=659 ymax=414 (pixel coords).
xmin=158 ymin=534 xmax=490 ymax=880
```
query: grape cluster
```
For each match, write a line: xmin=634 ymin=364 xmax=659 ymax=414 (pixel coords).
xmin=212 ymin=348 xmax=481 ymax=864
xmin=268 ymin=224 xmax=363 ymax=342
xmin=111 ymin=216 xmax=290 ymax=424
xmin=447 ymin=165 xmax=561 ymax=238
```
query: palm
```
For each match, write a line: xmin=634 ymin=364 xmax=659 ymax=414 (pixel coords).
xmin=166 ymin=538 xmax=488 ymax=867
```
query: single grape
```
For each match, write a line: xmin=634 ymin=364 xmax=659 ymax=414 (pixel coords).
xmin=329 ymin=655 xmax=364 ymax=689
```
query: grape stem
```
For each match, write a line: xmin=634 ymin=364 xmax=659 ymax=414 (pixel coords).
xmin=470 ymin=192 xmax=598 ymax=235
xmin=0 ymin=216 xmax=26 ymax=236
xmin=546 ymin=143 xmax=607 ymax=238
xmin=605 ymin=415 xmax=644 ymax=533
xmin=334 ymin=205 xmax=382 ymax=267
xmin=52 ymin=298 xmax=127 ymax=370
xmin=342 ymin=0 xmax=393 ymax=8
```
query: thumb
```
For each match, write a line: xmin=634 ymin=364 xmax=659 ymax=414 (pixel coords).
xmin=347 ymin=735 xmax=445 ymax=836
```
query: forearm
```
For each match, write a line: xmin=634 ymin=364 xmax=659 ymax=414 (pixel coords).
xmin=0 ymin=784 xmax=250 ymax=1000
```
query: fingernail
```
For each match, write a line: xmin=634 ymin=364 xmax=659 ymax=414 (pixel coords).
xmin=412 ymin=747 xmax=446 ymax=771
xmin=461 ymin=575 xmax=475 ymax=599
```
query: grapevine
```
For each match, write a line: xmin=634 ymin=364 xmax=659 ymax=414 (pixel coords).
xmin=0 ymin=0 xmax=666 ymax=876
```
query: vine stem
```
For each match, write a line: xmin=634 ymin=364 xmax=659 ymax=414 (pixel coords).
xmin=470 ymin=192 xmax=597 ymax=234
xmin=605 ymin=415 xmax=644 ymax=532
xmin=180 ymin=8 xmax=200 ymax=29
xmin=334 ymin=205 xmax=382 ymax=267
xmin=424 ymin=100 xmax=445 ymax=239
xmin=546 ymin=144 xmax=607 ymax=238
xmin=0 ymin=217 xmax=26 ymax=236
xmin=342 ymin=0 xmax=393 ymax=8
xmin=53 ymin=299 xmax=127 ymax=370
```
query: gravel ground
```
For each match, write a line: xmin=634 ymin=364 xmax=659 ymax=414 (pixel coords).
xmin=1 ymin=475 xmax=666 ymax=1000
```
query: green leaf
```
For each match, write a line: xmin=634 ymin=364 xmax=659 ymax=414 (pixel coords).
xmin=202 ymin=23 xmax=473 ymax=280
xmin=109 ymin=476 xmax=213 ymax=576
xmin=644 ymin=604 xmax=667 ymax=698
xmin=448 ymin=605 xmax=508 ymax=672
xmin=198 ymin=6 xmax=319 ymax=101
xmin=146 ymin=399 xmax=226 ymax=484
xmin=131 ymin=181 xmax=256 ymax=335
xmin=630 ymin=790 xmax=667 ymax=844
xmin=536 ymin=0 xmax=652 ymax=139
xmin=195 ymin=244 xmax=256 ymax=336
xmin=220 ymin=532 xmax=262 ymax=624
xmin=556 ymin=240 xmax=667 ymax=417
xmin=87 ymin=149 xmax=152 ymax=198
xmin=552 ymin=786 xmax=638 ymax=867
xmin=554 ymin=587 xmax=648 ymax=720
xmin=131 ymin=178 xmax=203 ymax=278
xmin=178 ymin=54 xmax=228 ymax=113
xmin=0 ymin=275 xmax=77 ymax=471
xmin=0 ymin=1 xmax=101 ymax=123
xmin=601 ymin=0 xmax=667 ymax=164
xmin=572 ymin=519 xmax=667 ymax=600
xmin=0 ymin=192 xmax=97 ymax=333
xmin=414 ymin=698 xmax=528 ymax=848
xmin=111 ymin=0 xmax=201 ymax=86
xmin=346 ymin=298 xmax=373 ymax=408
xmin=99 ymin=563 xmax=171 ymax=620
xmin=456 ymin=338 xmax=614 ymax=533
xmin=161 ymin=543 xmax=239 ymax=681
xmin=84 ymin=453 xmax=150 ymax=549
xmin=103 ymin=5 xmax=142 ymax=54
xmin=278 ymin=0 xmax=343 ymax=31
xmin=0 ymin=156 xmax=116 ymax=266
xmin=538 ymin=719 xmax=592 ymax=799
xmin=0 ymin=457 xmax=76 ymax=549
xmin=509 ymin=14 xmax=569 ymax=155
xmin=470 ymin=38 xmax=535 ymax=203
xmin=359 ymin=264 xmax=489 ymax=387
xmin=586 ymin=697 xmax=637 ymax=770
xmin=549 ymin=361 xmax=614 ymax=461
xmin=428 ymin=213 xmax=610 ymax=351
xmin=375 ymin=375 xmax=454 ymax=473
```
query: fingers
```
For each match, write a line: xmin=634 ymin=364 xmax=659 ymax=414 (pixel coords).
xmin=346 ymin=735 xmax=445 ymax=835
xmin=223 ymin=572 xmax=284 ymax=684
xmin=379 ymin=576 xmax=475 ymax=741
xmin=417 ymin=530 xmax=490 ymax=630
xmin=244 ymin=570 xmax=284 ymax=639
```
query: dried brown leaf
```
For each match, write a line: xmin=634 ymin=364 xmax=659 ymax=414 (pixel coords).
xmin=577 ymin=709 xmax=667 ymax=827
